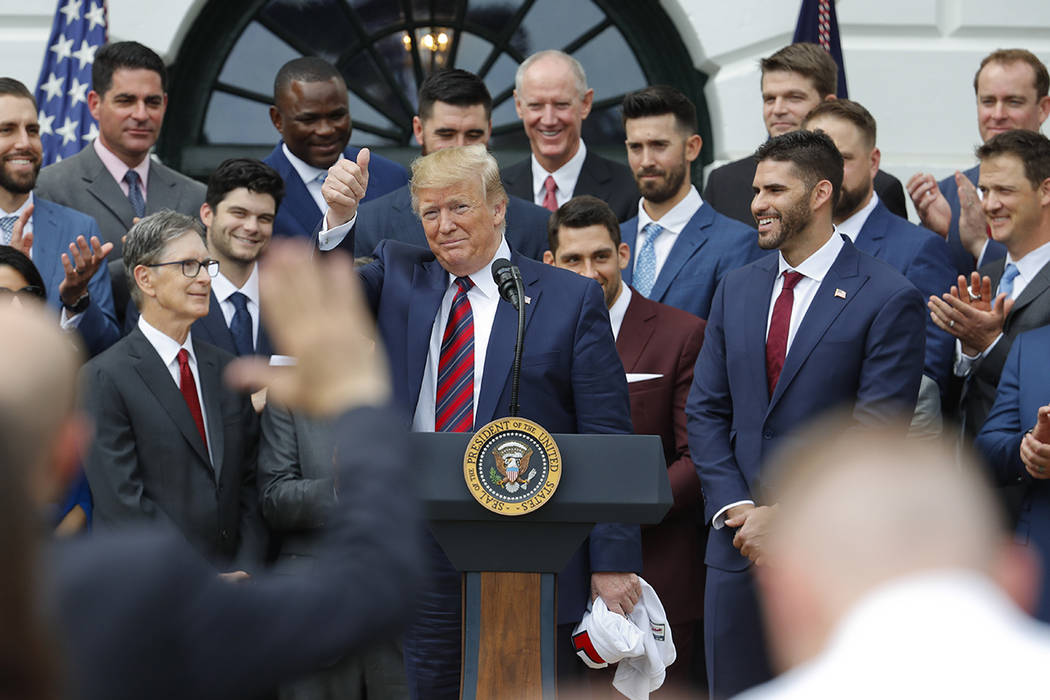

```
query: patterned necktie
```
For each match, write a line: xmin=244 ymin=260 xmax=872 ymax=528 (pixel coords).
xmin=542 ymin=175 xmax=558 ymax=213
xmin=633 ymin=222 xmax=662 ymax=297
xmin=177 ymin=349 xmax=208 ymax=452
xmin=315 ymin=171 xmax=327 ymax=185
xmin=0 ymin=216 xmax=16 ymax=245
xmin=766 ymin=270 xmax=805 ymax=397
xmin=228 ymin=292 xmax=254 ymax=356
xmin=124 ymin=169 xmax=146 ymax=218
xmin=998 ymin=262 xmax=1020 ymax=299
xmin=435 ymin=277 xmax=475 ymax=433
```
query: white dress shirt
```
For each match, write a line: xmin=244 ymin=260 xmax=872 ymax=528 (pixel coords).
xmin=609 ymin=283 xmax=631 ymax=341
xmin=411 ymin=238 xmax=511 ymax=432
xmin=834 ymin=192 xmax=879 ymax=243
xmin=713 ymin=229 xmax=845 ymax=528
xmin=954 ymin=238 xmax=1050 ymax=376
xmin=632 ymin=186 xmax=703 ymax=281
xmin=282 ymin=143 xmax=328 ymax=212
xmin=138 ymin=315 xmax=212 ymax=463
xmin=530 ymin=140 xmax=588 ymax=209
xmin=209 ymin=263 xmax=261 ymax=347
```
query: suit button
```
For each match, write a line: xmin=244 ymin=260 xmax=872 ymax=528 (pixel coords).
xmin=762 ymin=431 xmax=773 ymax=440
xmin=221 ymin=529 xmax=230 ymax=540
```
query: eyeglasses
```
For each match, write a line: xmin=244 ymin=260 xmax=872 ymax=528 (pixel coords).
xmin=0 ymin=285 xmax=45 ymax=301
xmin=145 ymin=259 xmax=220 ymax=278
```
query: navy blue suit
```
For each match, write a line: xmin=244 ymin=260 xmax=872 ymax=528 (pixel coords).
xmin=353 ymin=184 xmax=551 ymax=260
xmin=263 ymin=142 xmax=408 ymax=241
xmin=853 ymin=200 xmax=956 ymax=391
xmin=976 ymin=325 xmax=1050 ymax=623
xmin=32 ymin=197 xmax=119 ymax=356
xmin=940 ymin=165 xmax=1007 ymax=275
xmin=621 ymin=202 xmax=763 ymax=320
xmin=687 ymin=236 xmax=925 ymax=698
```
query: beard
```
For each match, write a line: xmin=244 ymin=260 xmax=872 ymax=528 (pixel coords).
xmin=0 ymin=158 xmax=40 ymax=195
xmin=635 ymin=160 xmax=688 ymax=204
xmin=756 ymin=193 xmax=812 ymax=251
xmin=833 ymin=181 xmax=871 ymax=221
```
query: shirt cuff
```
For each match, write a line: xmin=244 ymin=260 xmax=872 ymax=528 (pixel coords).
xmin=953 ymin=334 xmax=1003 ymax=377
xmin=712 ymin=500 xmax=754 ymax=529
xmin=318 ymin=211 xmax=356 ymax=251
xmin=60 ymin=307 xmax=85 ymax=330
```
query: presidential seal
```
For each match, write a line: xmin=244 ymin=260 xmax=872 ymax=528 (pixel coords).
xmin=463 ymin=417 xmax=561 ymax=516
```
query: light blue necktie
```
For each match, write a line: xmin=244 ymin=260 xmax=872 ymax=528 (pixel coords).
xmin=0 ymin=216 xmax=16 ymax=245
xmin=633 ymin=222 xmax=662 ymax=298
xmin=315 ymin=172 xmax=327 ymax=185
xmin=998 ymin=263 xmax=1020 ymax=299
xmin=124 ymin=170 xmax=146 ymax=218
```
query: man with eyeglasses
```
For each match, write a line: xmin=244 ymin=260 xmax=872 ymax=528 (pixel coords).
xmin=81 ymin=210 xmax=267 ymax=574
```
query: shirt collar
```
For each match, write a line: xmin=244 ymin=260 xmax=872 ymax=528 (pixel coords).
xmin=1006 ymin=239 xmax=1050 ymax=282
xmin=636 ymin=185 xmax=703 ymax=234
xmin=836 ymin=192 xmax=880 ymax=243
xmin=93 ymin=138 xmax=149 ymax=192
xmin=448 ymin=237 xmax=512 ymax=300
xmin=0 ymin=191 xmax=33 ymax=217
xmin=531 ymin=140 xmax=588 ymax=201
xmin=137 ymin=314 xmax=196 ymax=367
xmin=210 ymin=262 xmax=260 ymax=307
xmin=282 ymin=142 xmax=328 ymax=187
xmin=608 ymin=283 xmax=631 ymax=340
xmin=777 ymin=228 xmax=844 ymax=284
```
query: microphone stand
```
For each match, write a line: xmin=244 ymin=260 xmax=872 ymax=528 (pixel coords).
xmin=509 ymin=266 xmax=525 ymax=418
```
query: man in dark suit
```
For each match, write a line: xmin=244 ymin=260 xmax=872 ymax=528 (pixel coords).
xmin=81 ymin=211 xmax=266 ymax=572
xmin=687 ymin=130 xmax=925 ymax=698
xmin=619 ymin=86 xmax=760 ymax=321
xmin=323 ymin=144 xmax=641 ymax=698
xmin=908 ymin=50 xmax=1049 ymax=276
xmin=350 ymin=69 xmax=550 ymax=260
xmin=264 ymin=56 xmax=407 ymax=242
xmin=929 ymin=130 xmax=1050 ymax=440
xmin=0 ymin=78 xmax=118 ymax=356
xmin=545 ymin=195 xmax=707 ymax=695
xmin=501 ymin=50 xmax=638 ymax=222
xmin=802 ymin=99 xmax=956 ymax=393
xmin=703 ymin=43 xmax=907 ymax=226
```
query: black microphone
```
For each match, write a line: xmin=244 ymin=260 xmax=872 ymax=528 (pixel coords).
xmin=491 ymin=258 xmax=520 ymax=309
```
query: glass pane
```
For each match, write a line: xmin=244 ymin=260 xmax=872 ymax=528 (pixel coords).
xmin=516 ymin=0 xmax=603 ymax=54
xmin=338 ymin=46 xmax=413 ymax=127
xmin=580 ymin=104 xmax=627 ymax=149
xmin=412 ymin=27 xmax=456 ymax=76
xmin=203 ymin=91 xmax=279 ymax=144
xmin=348 ymin=0 xmax=406 ymax=35
xmin=571 ymin=26 xmax=646 ymax=100
xmin=411 ymin=0 xmax=457 ymax=24
xmin=482 ymin=52 xmax=519 ymax=101
xmin=349 ymin=90 xmax=400 ymax=134
xmin=259 ymin=0 xmax=358 ymax=63
xmin=217 ymin=22 xmax=298 ymax=98
xmin=347 ymin=125 xmax=399 ymax=147
xmin=453 ymin=32 xmax=495 ymax=76
xmin=464 ymin=1 xmax=522 ymax=47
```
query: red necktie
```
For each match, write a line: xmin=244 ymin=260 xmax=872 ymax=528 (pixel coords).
xmin=542 ymin=175 xmax=558 ymax=213
xmin=765 ymin=271 xmax=804 ymax=397
xmin=177 ymin=349 xmax=209 ymax=451
xmin=435 ymin=278 xmax=475 ymax=432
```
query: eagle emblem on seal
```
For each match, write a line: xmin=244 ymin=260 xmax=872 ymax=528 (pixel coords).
xmin=492 ymin=441 xmax=537 ymax=493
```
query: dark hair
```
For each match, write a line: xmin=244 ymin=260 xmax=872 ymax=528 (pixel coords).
xmin=92 ymin=41 xmax=167 ymax=97
xmin=802 ymin=99 xmax=877 ymax=149
xmin=273 ymin=57 xmax=344 ymax=102
xmin=547 ymin=195 xmax=620 ymax=254
xmin=621 ymin=85 xmax=697 ymax=134
xmin=754 ymin=129 xmax=843 ymax=204
xmin=0 ymin=246 xmax=46 ymax=299
xmin=974 ymin=49 xmax=1049 ymax=99
xmin=123 ymin=211 xmax=205 ymax=307
xmin=205 ymin=158 xmax=285 ymax=211
xmin=418 ymin=69 xmax=492 ymax=121
xmin=976 ymin=129 xmax=1050 ymax=189
xmin=0 ymin=77 xmax=36 ymax=110
xmin=760 ymin=43 xmax=837 ymax=97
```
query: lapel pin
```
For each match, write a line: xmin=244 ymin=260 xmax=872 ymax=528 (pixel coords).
xmin=524 ymin=296 xmax=532 ymax=305
xmin=834 ymin=288 xmax=847 ymax=299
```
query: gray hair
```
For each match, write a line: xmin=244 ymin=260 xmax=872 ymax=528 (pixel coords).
xmin=123 ymin=210 xmax=205 ymax=307
xmin=515 ymin=50 xmax=588 ymax=98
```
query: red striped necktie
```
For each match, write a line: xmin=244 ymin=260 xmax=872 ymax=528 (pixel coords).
xmin=435 ymin=277 xmax=475 ymax=432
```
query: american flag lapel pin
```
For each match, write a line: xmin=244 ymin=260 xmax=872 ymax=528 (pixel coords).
xmin=834 ymin=288 xmax=847 ymax=299
xmin=524 ymin=296 xmax=532 ymax=304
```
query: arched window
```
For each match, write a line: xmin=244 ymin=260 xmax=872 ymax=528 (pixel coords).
xmin=160 ymin=0 xmax=710 ymax=177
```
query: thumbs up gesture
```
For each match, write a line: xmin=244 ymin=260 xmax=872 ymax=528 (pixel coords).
xmin=322 ymin=148 xmax=371 ymax=228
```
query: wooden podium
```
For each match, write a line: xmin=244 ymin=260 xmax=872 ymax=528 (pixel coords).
xmin=413 ymin=431 xmax=671 ymax=700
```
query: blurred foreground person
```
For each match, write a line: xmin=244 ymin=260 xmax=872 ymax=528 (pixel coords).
xmin=0 ymin=239 xmax=420 ymax=700
xmin=738 ymin=417 xmax=1050 ymax=699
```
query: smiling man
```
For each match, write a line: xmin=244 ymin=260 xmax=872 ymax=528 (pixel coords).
xmin=687 ymin=129 xmax=924 ymax=698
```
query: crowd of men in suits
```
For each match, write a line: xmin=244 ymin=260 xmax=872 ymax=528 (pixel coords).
xmin=3 ymin=31 xmax=1050 ymax=700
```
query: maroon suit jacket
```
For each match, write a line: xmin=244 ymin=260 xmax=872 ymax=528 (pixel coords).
xmin=616 ymin=288 xmax=706 ymax=624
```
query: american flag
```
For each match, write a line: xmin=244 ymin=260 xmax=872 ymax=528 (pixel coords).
xmin=33 ymin=0 xmax=108 ymax=166
xmin=792 ymin=0 xmax=848 ymax=98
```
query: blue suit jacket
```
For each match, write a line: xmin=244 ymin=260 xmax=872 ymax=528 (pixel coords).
xmin=359 ymin=240 xmax=640 ymax=621
xmin=940 ymin=165 xmax=1007 ymax=275
xmin=32 ymin=197 xmax=119 ymax=356
xmin=263 ymin=142 xmax=408 ymax=241
xmin=854 ymin=200 xmax=956 ymax=391
xmin=975 ymin=325 xmax=1050 ymax=622
xmin=621 ymin=202 xmax=763 ymax=320
xmin=687 ymin=237 xmax=925 ymax=572
xmin=123 ymin=291 xmax=273 ymax=357
xmin=353 ymin=184 xmax=551 ymax=260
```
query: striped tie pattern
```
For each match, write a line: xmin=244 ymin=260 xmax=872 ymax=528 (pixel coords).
xmin=435 ymin=277 xmax=475 ymax=432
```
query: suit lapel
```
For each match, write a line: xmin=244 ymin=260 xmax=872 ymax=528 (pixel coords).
xmin=271 ymin=144 xmax=323 ymax=237
xmin=648 ymin=204 xmax=713 ymax=302
xmin=145 ymin=162 xmax=180 ymax=212
xmin=405 ymin=260 xmax=449 ymax=414
xmin=81 ymin=147 xmax=136 ymax=229
xmin=853 ymin=202 xmax=888 ymax=259
xmin=476 ymin=254 xmax=541 ymax=424
xmin=743 ymin=255 xmax=778 ymax=405
xmin=194 ymin=291 xmax=236 ymax=354
xmin=620 ymin=219 xmax=638 ymax=286
xmin=28 ymin=200 xmax=64 ymax=297
xmin=615 ymin=291 xmax=655 ymax=371
xmin=1007 ymin=258 xmax=1050 ymax=325
xmin=572 ymin=150 xmax=611 ymax=198
xmin=196 ymin=345 xmax=225 ymax=478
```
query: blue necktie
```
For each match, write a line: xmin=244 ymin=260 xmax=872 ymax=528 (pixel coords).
xmin=0 ymin=216 xmax=16 ymax=245
xmin=633 ymin=222 xmax=662 ymax=298
xmin=124 ymin=170 xmax=146 ymax=218
xmin=998 ymin=263 xmax=1020 ymax=299
xmin=228 ymin=292 xmax=254 ymax=356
